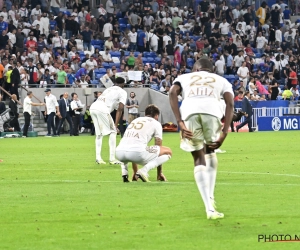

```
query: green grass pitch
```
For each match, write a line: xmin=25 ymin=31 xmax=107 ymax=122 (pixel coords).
xmin=1 ymin=132 xmax=300 ymax=250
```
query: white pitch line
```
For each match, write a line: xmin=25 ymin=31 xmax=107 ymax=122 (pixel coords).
xmin=0 ymin=180 xmax=299 ymax=186
xmin=4 ymin=169 xmax=300 ymax=179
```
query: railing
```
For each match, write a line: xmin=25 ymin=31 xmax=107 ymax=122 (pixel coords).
xmin=236 ymin=105 xmax=300 ymax=130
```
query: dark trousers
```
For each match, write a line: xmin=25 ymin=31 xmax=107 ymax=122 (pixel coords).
xmin=237 ymin=116 xmax=253 ymax=132
xmin=10 ymin=115 xmax=21 ymax=132
xmin=3 ymin=82 xmax=11 ymax=100
xmin=56 ymin=114 xmax=73 ymax=135
xmin=72 ymin=114 xmax=80 ymax=135
xmin=23 ymin=112 xmax=31 ymax=136
xmin=226 ymin=67 xmax=233 ymax=75
xmin=47 ymin=112 xmax=57 ymax=135
xmin=11 ymin=86 xmax=19 ymax=100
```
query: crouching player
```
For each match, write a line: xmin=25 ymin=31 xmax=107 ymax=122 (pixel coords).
xmin=116 ymin=104 xmax=172 ymax=182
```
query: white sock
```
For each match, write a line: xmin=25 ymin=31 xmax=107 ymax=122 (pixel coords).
xmin=139 ymin=154 xmax=171 ymax=174
xmin=121 ymin=163 xmax=128 ymax=176
xmin=109 ymin=132 xmax=117 ymax=161
xmin=95 ymin=135 xmax=103 ymax=160
xmin=205 ymin=153 xmax=218 ymax=200
xmin=194 ymin=165 xmax=214 ymax=213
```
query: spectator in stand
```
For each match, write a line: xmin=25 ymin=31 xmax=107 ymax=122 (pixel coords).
xmin=256 ymin=31 xmax=267 ymax=54
xmin=103 ymin=20 xmax=113 ymax=40
xmin=289 ymin=67 xmax=298 ymax=89
xmin=282 ymin=86 xmax=293 ymax=100
xmin=237 ymin=61 xmax=249 ymax=89
xmin=81 ymin=26 xmax=93 ymax=51
xmin=214 ymin=56 xmax=225 ymax=76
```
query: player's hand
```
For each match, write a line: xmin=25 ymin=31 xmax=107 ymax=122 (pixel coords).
xmin=208 ymin=133 xmax=227 ymax=150
xmin=116 ymin=127 xmax=120 ymax=134
xmin=179 ymin=121 xmax=193 ymax=140
xmin=157 ymin=173 xmax=167 ymax=181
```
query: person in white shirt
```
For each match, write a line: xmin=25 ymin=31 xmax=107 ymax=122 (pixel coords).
xmin=30 ymin=5 xmax=41 ymax=22
xmin=149 ymin=30 xmax=159 ymax=52
xmin=170 ymin=2 xmax=178 ymax=15
xmin=0 ymin=7 xmax=8 ymax=22
xmin=162 ymin=12 xmax=172 ymax=25
xmin=22 ymin=91 xmax=45 ymax=137
xmin=214 ymin=57 xmax=225 ymax=76
xmin=40 ymin=13 xmax=50 ymax=36
xmin=40 ymin=48 xmax=52 ymax=65
xmin=85 ymin=55 xmax=98 ymax=71
xmin=106 ymin=0 xmax=115 ymax=16
xmin=8 ymin=6 xmax=17 ymax=21
xmin=102 ymin=49 xmax=113 ymax=62
xmin=233 ymin=51 xmax=245 ymax=68
xmin=116 ymin=104 xmax=172 ymax=182
xmin=70 ymin=93 xmax=85 ymax=136
xmin=78 ymin=7 xmax=88 ymax=25
xmin=219 ymin=19 xmax=230 ymax=36
xmin=103 ymin=21 xmax=113 ymax=39
xmin=256 ymin=32 xmax=267 ymax=54
xmin=78 ymin=75 xmax=89 ymax=88
xmin=128 ymin=28 xmax=137 ymax=51
xmin=90 ymin=77 xmax=127 ymax=165
xmin=27 ymin=48 xmax=39 ymax=65
xmin=44 ymin=88 xmax=59 ymax=137
xmin=162 ymin=32 xmax=172 ymax=49
xmin=275 ymin=27 xmax=282 ymax=45
xmin=169 ymin=58 xmax=234 ymax=220
xmin=232 ymin=6 xmax=241 ymax=20
xmin=98 ymin=4 xmax=107 ymax=16
xmin=7 ymin=29 xmax=16 ymax=47
xmin=237 ymin=61 xmax=249 ymax=88
xmin=32 ymin=15 xmax=43 ymax=32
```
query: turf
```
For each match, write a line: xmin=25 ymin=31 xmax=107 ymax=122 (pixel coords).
xmin=0 ymin=132 xmax=300 ymax=250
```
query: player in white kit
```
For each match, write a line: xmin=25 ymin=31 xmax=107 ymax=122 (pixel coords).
xmin=90 ymin=77 xmax=127 ymax=164
xmin=169 ymin=58 xmax=234 ymax=220
xmin=116 ymin=104 xmax=172 ymax=182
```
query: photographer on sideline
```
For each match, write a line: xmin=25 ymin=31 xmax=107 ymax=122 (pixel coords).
xmin=70 ymin=93 xmax=84 ymax=136
xmin=126 ymin=92 xmax=139 ymax=123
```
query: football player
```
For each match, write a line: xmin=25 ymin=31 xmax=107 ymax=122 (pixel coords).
xmin=169 ymin=58 xmax=234 ymax=220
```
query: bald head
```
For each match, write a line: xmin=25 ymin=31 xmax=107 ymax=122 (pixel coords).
xmin=192 ymin=58 xmax=213 ymax=73
xmin=11 ymin=94 xmax=17 ymax=101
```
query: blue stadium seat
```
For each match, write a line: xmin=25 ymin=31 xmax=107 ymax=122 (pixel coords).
xmin=149 ymin=52 xmax=157 ymax=58
xmin=124 ymin=51 xmax=130 ymax=56
xmin=134 ymin=51 xmax=140 ymax=57
xmin=142 ymin=57 xmax=148 ymax=63
xmin=193 ymin=36 xmax=200 ymax=41
xmin=118 ymin=18 xmax=128 ymax=25
xmin=91 ymin=40 xmax=101 ymax=46
xmin=154 ymin=57 xmax=161 ymax=63
xmin=252 ymin=48 xmax=257 ymax=53
xmin=147 ymin=57 xmax=154 ymax=63
xmin=98 ymin=68 xmax=107 ymax=74
xmin=127 ymin=24 xmax=131 ymax=30
xmin=143 ymin=52 xmax=151 ymax=57
xmin=187 ymin=58 xmax=194 ymax=69
xmin=114 ymin=63 xmax=120 ymax=68
xmin=93 ymin=45 xmax=101 ymax=50
xmin=120 ymin=24 xmax=127 ymax=32
xmin=185 ymin=69 xmax=191 ymax=73
xmin=111 ymin=51 xmax=121 ymax=57
xmin=150 ymin=63 xmax=155 ymax=68
xmin=63 ymin=11 xmax=71 ymax=16
xmin=255 ymin=53 xmax=261 ymax=58
xmin=91 ymin=80 xmax=99 ymax=86
xmin=102 ymin=63 xmax=110 ymax=69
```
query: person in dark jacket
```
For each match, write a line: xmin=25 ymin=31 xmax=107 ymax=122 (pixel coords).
xmin=9 ymin=94 xmax=20 ymax=131
xmin=10 ymin=61 xmax=20 ymax=100
xmin=56 ymin=92 xmax=73 ymax=136
xmin=236 ymin=91 xmax=254 ymax=132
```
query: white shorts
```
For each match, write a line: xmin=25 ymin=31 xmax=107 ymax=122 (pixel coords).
xmin=116 ymin=145 xmax=160 ymax=165
xmin=90 ymin=109 xmax=116 ymax=136
xmin=180 ymin=114 xmax=222 ymax=152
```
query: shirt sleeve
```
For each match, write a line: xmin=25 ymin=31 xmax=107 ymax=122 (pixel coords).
xmin=222 ymin=79 xmax=234 ymax=97
xmin=153 ymin=121 xmax=163 ymax=140
xmin=119 ymin=90 xmax=127 ymax=105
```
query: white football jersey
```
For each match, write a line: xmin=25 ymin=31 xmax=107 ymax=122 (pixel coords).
xmin=174 ymin=71 xmax=233 ymax=119
xmin=117 ymin=117 xmax=162 ymax=152
xmin=90 ymin=86 xmax=127 ymax=113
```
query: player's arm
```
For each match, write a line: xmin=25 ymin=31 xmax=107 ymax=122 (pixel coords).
xmin=169 ymin=83 xmax=193 ymax=139
xmin=209 ymin=92 xmax=234 ymax=150
xmin=115 ymin=102 xmax=124 ymax=130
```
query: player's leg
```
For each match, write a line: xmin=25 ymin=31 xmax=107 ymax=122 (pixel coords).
xmin=107 ymin=113 xmax=121 ymax=164
xmin=136 ymin=146 xmax=172 ymax=182
xmin=90 ymin=110 xmax=105 ymax=164
xmin=202 ymin=114 xmax=224 ymax=218
xmin=132 ymin=163 xmax=138 ymax=181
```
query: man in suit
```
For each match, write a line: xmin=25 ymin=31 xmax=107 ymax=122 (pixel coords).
xmin=56 ymin=92 xmax=73 ymax=136
xmin=236 ymin=91 xmax=254 ymax=132
xmin=9 ymin=94 xmax=21 ymax=132
xmin=10 ymin=61 xmax=21 ymax=100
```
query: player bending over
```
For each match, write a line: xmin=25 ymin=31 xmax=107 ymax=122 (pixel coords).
xmin=90 ymin=77 xmax=127 ymax=165
xmin=116 ymin=104 xmax=172 ymax=182
xmin=169 ymin=58 xmax=234 ymax=220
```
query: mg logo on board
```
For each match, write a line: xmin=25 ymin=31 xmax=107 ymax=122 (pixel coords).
xmin=272 ymin=117 xmax=281 ymax=131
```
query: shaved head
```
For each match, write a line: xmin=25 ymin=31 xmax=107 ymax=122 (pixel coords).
xmin=192 ymin=58 xmax=213 ymax=72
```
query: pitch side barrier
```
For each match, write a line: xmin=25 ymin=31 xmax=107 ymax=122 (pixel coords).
xmin=236 ymin=104 xmax=300 ymax=131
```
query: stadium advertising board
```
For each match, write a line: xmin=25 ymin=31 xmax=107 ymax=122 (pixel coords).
xmin=258 ymin=116 xmax=300 ymax=131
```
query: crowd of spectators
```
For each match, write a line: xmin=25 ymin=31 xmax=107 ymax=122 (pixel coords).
xmin=0 ymin=0 xmax=299 ymax=102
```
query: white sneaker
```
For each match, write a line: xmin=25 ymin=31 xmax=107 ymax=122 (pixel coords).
xmin=109 ymin=160 xmax=122 ymax=165
xmin=207 ymin=210 xmax=224 ymax=220
xmin=215 ymin=149 xmax=226 ymax=153
xmin=96 ymin=159 xmax=106 ymax=164
xmin=80 ymin=127 xmax=85 ymax=133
